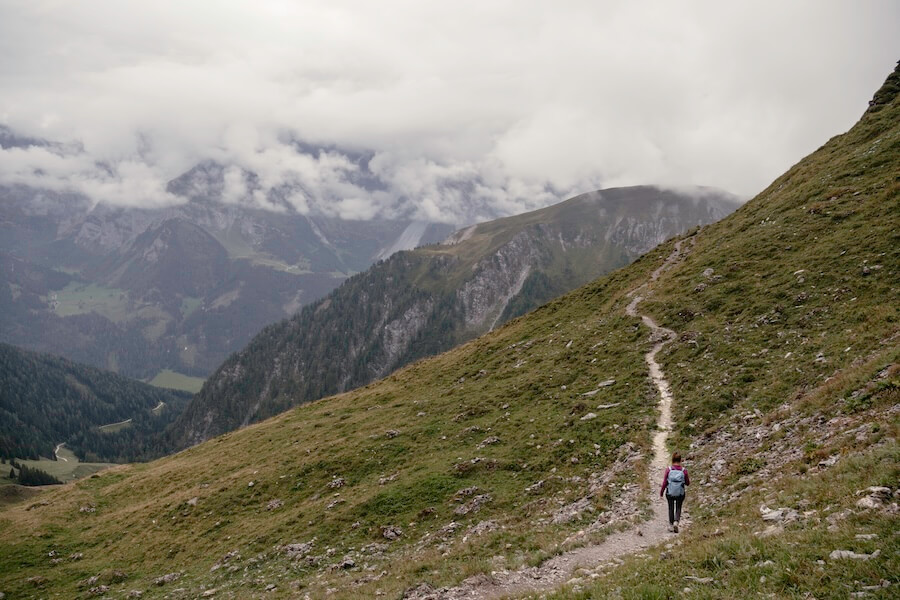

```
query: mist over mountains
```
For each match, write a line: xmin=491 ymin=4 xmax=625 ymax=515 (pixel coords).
xmin=0 ymin=60 xmax=895 ymax=600
xmin=0 ymin=143 xmax=454 ymax=382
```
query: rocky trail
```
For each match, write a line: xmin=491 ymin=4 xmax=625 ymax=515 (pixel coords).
xmin=409 ymin=241 xmax=690 ymax=600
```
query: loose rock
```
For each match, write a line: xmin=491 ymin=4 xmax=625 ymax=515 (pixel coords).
xmin=153 ymin=572 xmax=182 ymax=586
xmin=829 ymin=549 xmax=880 ymax=561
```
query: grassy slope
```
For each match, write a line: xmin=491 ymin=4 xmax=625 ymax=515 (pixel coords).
xmin=0 ymin=69 xmax=897 ymax=599
xmin=539 ymin=64 xmax=900 ymax=599
xmin=14 ymin=447 xmax=115 ymax=484
xmin=0 ymin=250 xmax=662 ymax=598
xmin=147 ymin=369 xmax=206 ymax=394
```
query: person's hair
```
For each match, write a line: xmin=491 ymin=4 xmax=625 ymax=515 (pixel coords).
xmin=672 ymin=452 xmax=682 ymax=463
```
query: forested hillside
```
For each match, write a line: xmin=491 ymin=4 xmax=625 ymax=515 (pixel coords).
xmin=173 ymin=186 xmax=738 ymax=446
xmin=0 ymin=63 xmax=896 ymax=600
xmin=0 ymin=344 xmax=190 ymax=462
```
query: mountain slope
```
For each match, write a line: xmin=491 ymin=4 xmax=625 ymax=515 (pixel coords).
xmin=0 ymin=173 xmax=453 ymax=381
xmin=0 ymin=65 xmax=897 ymax=600
xmin=0 ymin=343 xmax=191 ymax=463
xmin=174 ymin=185 xmax=739 ymax=445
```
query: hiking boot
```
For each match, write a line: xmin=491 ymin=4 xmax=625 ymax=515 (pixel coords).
xmin=673 ymin=521 xmax=679 ymax=533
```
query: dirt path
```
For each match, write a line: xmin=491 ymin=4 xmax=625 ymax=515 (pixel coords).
xmin=416 ymin=241 xmax=689 ymax=600
xmin=54 ymin=443 xmax=68 ymax=462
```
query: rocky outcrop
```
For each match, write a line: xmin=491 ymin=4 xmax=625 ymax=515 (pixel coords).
xmin=457 ymin=227 xmax=547 ymax=330
xmin=171 ymin=185 xmax=740 ymax=445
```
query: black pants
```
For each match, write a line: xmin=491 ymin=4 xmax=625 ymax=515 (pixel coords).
xmin=666 ymin=493 xmax=685 ymax=523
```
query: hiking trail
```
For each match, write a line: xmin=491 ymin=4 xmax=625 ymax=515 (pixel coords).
xmin=414 ymin=240 xmax=689 ymax=600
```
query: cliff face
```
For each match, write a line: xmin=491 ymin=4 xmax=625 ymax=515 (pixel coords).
xmin=172 ymin=185 xmax=740 ymax=446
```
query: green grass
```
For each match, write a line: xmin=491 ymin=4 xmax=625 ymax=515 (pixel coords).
xmin=14 ymin=447 xmax=115 ymax=483
xmin=148 ymin=369 xmax=205 ymax=394
xmin=49 ymin=282 xmax=129 ymax=321
xmin=0 ymin=65 xmax=897 ymax=600
xmin=544 ymin=433 xmax=899 ymax=600
xmin=179 ymin=296 xmax=203 ymax=319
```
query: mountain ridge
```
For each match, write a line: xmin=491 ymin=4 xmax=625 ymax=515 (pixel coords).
xmin=0 ymin=177 xmax=453 ymax=380
xmin=171 ymin=184 xmax=739 ymax=446
xmin=0 ymin=63 xmax=896 ymax=600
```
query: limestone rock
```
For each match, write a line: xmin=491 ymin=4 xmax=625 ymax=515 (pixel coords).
xmin=829 ymin=549 xmax=880 ymax=561
xmin=284 ymin=541 xmax=314 ymax=560
xmin=454 ymin=494 xmax=492 ymax=516
xmin=153 ymin=572 xmax=182 ymax=586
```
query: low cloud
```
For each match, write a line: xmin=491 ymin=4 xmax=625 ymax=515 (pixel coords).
xmin=0 ymin=1 xmax=897 ymax=223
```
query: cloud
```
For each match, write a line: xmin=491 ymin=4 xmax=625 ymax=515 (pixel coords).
xmin=0 ymin=0 xmax=897 ymax=223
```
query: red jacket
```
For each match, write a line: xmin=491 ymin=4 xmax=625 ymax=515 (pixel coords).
xmin=660 ymin=464 xmax=689 ymax=497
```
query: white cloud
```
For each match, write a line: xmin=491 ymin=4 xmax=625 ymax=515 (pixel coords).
xmin=0 ymin=0 xmax=897 ymax=223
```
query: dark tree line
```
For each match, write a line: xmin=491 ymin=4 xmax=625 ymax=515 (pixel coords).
xmin=10 ymin=464 xmax=63 ymax=486
xmin=0 ymin=343 xmax=191 ymax=462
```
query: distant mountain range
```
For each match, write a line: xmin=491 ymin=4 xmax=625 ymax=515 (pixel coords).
xmin=0 ymin=161 xmax=452 ymax=383
xmin=3 ymin=61 xmax=895 ymax=600
xmin=171 ymin=185 xmax=740 ymax=446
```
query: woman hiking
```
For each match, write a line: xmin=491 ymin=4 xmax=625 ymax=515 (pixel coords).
xmin=660 ymin=451 xmax=689 ymax=532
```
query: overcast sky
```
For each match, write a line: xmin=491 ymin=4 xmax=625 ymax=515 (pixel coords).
xmin=0 ymin=1 xmax=897 ymax=223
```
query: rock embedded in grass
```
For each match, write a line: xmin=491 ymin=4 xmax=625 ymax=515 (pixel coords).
xmin=152 ymin=572 xmax=182 ymax=586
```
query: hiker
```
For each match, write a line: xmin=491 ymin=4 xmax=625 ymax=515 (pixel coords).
xmin=660 ymin=451 xmax=689 ymax=532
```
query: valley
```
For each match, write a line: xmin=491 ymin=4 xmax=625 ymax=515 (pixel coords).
xmin=0 ymin=63 xmax=896 ymax=600
xmin=0 ymin=176 xmax=453 ymax=382
xmin=173 ymin=185 xmax=739 ymax=447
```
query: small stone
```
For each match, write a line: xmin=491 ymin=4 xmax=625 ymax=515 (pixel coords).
xmin=454 ymin=494 xmax=492 ymax=516
xmin=187 ymin=496 xmax=199 ymax=506
xmin=385 ymin=429 xmax=400 ymax=438
xmin=580 ymin=413 xmax=597 ymax=421
xmin=153 ymin=572 xmax=182 ymax=586
xmin=477 ymin=436 xmax=500 ymax=449
xmin=267 ymin=498 xmax=283 ymax=510
xmin=327 ymin=477 xmax=345 ymax=489
xmin=284 ymin=541 xmax=315 ymax=559
xmin=201 ymin=590 xmax=218 ymax=597
xmin=382 ymin=525 xmax=403 ymax=540
xmin=759 ymin=505 xmax=799 ymax=522
xmin=829 ymin=549 xmax=880 ymax=561
xmin=265 ymin=583 xmax=277 ymax=592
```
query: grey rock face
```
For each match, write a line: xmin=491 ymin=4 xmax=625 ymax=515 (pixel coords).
xmin=173 ymin=185 xmax=740 ymax=445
